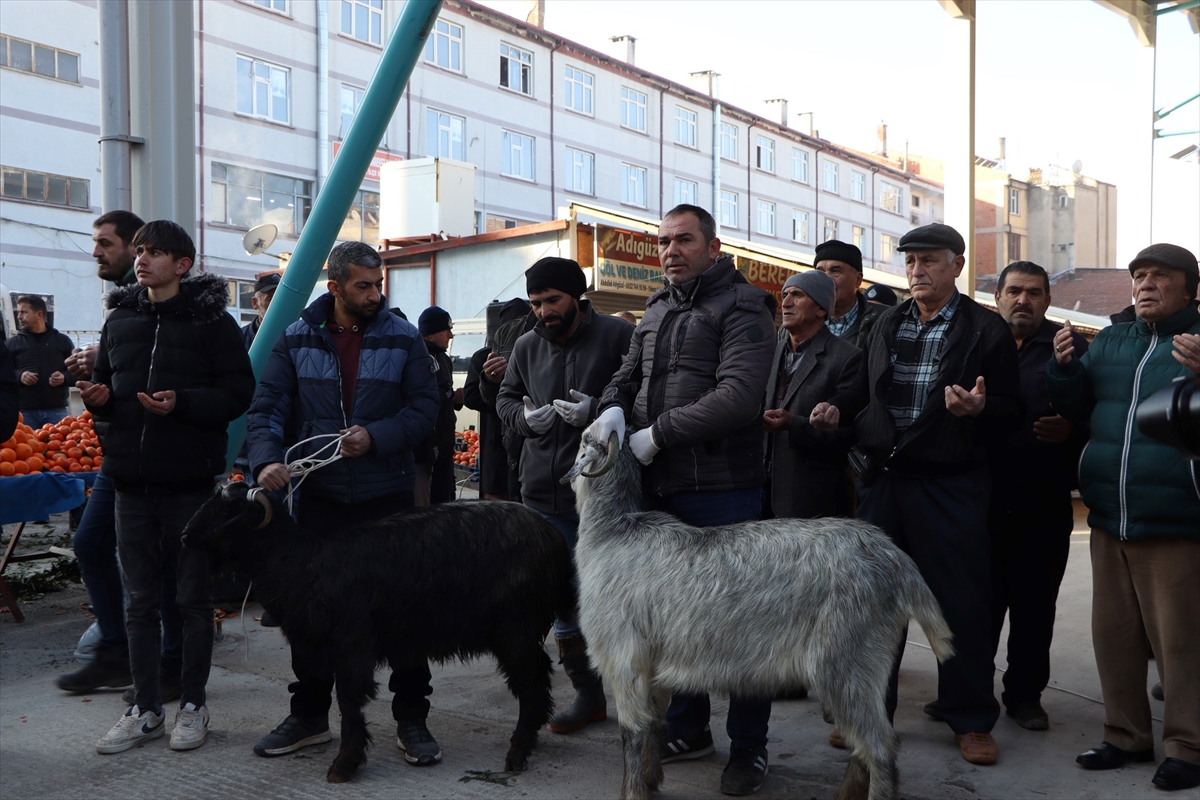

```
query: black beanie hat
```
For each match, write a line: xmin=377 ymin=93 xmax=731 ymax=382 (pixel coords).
xmin=526 ymin=257 xmax=587 ymax=298
xmin=418 ymin=306 xmax=452 ymax=335
xmin=499 ymin=297 xmax=531 ymax=325
xmin=814 ymin=239 xmax=863 ymax=271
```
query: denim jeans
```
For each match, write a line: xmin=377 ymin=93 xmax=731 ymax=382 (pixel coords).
xmin=532 ymin=508 xmax=581 ymax=638
xmin=73 ymin=473 xmax=182 ymax=660
xmin=651 ymin=487 xmax=773 ymax=751
xmin=21 ymin=407 xmax=69 ymax=429
xmin=114 ymin=489 xmax=214 ymax=712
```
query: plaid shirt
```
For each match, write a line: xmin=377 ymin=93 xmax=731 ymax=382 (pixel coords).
xmin=886 ymin=291 xmax=961 ymax=433
xmin=825 ymin=299 xmax=860 ymax=339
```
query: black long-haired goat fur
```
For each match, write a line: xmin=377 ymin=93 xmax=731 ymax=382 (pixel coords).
xmin=182 ymin=482 xmax=573 ymax=783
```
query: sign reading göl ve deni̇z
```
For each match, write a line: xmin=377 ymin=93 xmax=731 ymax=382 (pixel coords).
xmin=595 ymin=225 xmax=665 ymax=296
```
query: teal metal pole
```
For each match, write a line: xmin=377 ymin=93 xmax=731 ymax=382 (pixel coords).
xmin=226 ymin=0 xmax=445 ymax=470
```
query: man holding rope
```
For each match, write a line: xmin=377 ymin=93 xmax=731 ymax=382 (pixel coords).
xmin=246 ymin=241 xmax=441 ymax=764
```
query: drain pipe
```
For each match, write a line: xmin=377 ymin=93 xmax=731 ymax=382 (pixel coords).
xmin=98 ymin=0 xmax=135 ymax=212
xmin=316 ymin=0 xmax=330 ymax=195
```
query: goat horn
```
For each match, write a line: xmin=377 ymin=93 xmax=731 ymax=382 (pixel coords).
xmin=246 ymin=487 xmax=273 ymax=529
xmin=580 ymin=432 xmax=620 ymax=478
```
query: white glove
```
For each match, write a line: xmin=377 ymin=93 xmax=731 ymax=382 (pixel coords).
xmin=629 ymin=427 xmax=661 ymax=465
xmin=552 ymin=390 xmax=595 ymax=428
xmin=589 ymin=405 xmax=626 ymax=448
xmin=523 ymin=396 xmax=556 ymax=435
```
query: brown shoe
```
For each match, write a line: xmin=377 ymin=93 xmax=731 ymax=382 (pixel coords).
xmin=955 ymin=732 xmax=998 ymax=765
xmin=828 ymin=728 xmax=846 ymax=749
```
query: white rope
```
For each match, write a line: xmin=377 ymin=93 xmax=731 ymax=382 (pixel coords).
xmin=281 ymin=432 xmax=351 ymax=513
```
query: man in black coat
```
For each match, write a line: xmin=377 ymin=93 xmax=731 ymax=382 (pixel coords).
xmin=6 ymin=294 xmax=75 ymax=429
xmin=414 ymin=306 xmax=461 ymax=506
xmin=79 ymin=220 xmax=255 ymax=756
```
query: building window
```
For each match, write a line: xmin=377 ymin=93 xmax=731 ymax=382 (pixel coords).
xmin=911 ymin=195 xmax=921 ymax=208
xmin=0 ymin=35 xmax=80 ymax=83
xmin=501 ymin=131 xmax=535 ymax=180
xmin=426 ymin=110 xmax=464 ymax=160
xmin=792 ymin=149 xmax=809 ymax=183
xmin=791 ymin=209 xmax=809 ymax=243
xmin=674 ymin=178 xmax=697 ymax=207
xmin=566 ymin=148 xmax=594 ymax=195
xmin=851 ymin=171 xmax=866 ymax=202
xmin=621 ymin=163 xmax=647 ymax=207
xmin=720 ymin=123 xmax=738 ymax=161
xmin=822 ymin=161 xmax=839 ymax=193
xmin=880 ymin=233 xmax=897 ymax=263
xmin=719 ymin=190 xmax=738 ymax=228
xmin=1008 ymin=233 xmax=1022 ymax=261
xmin=621 ymin=87 xmax=647 ymax=132
xmin=852 ymin=225 xmax=865 ymax=250
xmin=340 ymin=85 xmax=364 ymax=139
xmin=1008 ymin=187 xmax=1020 ymax=215
xmin=755 ymin=200 xmax=776 ymax=236
xmin=755 ymin=136 xmax=775 ymax=173
xmin=423 ymin=18 xmax=462 ymax=71
xmin=1 ymin=166 xmax=89 ymax=208
xmin=486 ymin=214 xmax=524 ymax=233
xmin=500 ymin=43 xmax=533 ymax=96
xmin=880 ymin=182 xmax=902 ymax=214
xmin=229 ymin=279 xmax=260 ymax=324
xmin=1057 ymin=194 xmax=1069 ymax=209
xmin=210 ymin=163 xmax=312 ymax=234
xmin=341 ymin=0 xmax=382 ymax=45
xmin=249 ymin=0 xmax=289 ymax=12
xmin=823 ymin=217 xmax=839 ymax=242
xmin=236 ymin=55 xmax=290 ymax=124
xmin=674 ymin=106 xmax=697 ymax=148
xmin=564 ymin=66 xmax=593 ymax=114
xmin=339 ymin=189 xmax=379 ymax=243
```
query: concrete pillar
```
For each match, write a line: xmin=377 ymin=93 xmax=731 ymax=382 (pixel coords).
xmin=940 ymin=0 xmax=976 ymax=294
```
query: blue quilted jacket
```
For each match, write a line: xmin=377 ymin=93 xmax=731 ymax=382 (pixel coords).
xmin=246 ymin=293 xmax=440 ymax=504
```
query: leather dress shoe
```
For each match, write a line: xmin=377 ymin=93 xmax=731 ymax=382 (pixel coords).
xmin=955 ymin=732 xmax=998 ymax=765
xmin=1152 ymin=757 xmax=1200 ymax=791
xmin=1076 ymin=742 xmax=1155 ymax=770
xmin=1006 ymin=700 xmax=1049 ymax=731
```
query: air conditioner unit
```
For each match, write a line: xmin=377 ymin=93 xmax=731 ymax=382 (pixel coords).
xmin=380 ymin=158 xmax=477 ymax=240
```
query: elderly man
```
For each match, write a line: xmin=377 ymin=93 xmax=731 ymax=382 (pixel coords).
xmin=591 ymin=204 xmax=777 ymax=796
xmin=1048 ymin=243 xmax=1200 ymax=792
xmin=855 ymin=223 xmax=1021 ymax=766
xmin=986 ymin=261 xmax=1089 ymax=731
xmin=415 ymin=306 xmax=461 ymax=506
xmin=763 ymin=270 xmax=867 ymax=520
xmin=496 ymin=257 xmax=633 ymax=735
xmin=814 ymin=240 xmax=883 ymax=347
xmin=240 ymin=272 xmax=280 ymax=349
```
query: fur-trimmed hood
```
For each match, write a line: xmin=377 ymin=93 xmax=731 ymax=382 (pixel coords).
xmin=104 ymin=271 xmax=231 ymax=324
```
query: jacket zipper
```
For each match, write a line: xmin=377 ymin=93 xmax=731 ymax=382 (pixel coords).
xmin=1118 ymin=325 xmax=1158 ymax=539
xmin=322 ymin=326 xmax=352 ymax=502
xmin=138 ymin=311 xmax=163 ymax=484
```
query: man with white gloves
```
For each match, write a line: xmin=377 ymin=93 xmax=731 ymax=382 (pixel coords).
xmin=495 ymin=256 xmax=633 ymax=734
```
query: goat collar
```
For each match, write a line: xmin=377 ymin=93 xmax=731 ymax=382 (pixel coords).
xmin=246 ymin=487 xmax=273 ymax=529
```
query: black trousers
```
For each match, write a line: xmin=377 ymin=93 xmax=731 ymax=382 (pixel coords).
xmin=859 ymin=466 xmax=1000 ymax=735
xmin=288 ymin=490 xmax=432 ymax=722
xmin=989 ymin=495 xmax=1073 ymax=707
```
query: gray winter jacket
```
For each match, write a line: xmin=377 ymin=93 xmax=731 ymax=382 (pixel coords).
xmin=497 ymin=301 xmax=633 ymax=514
xmin=599 ymin=255 xmax=777 ymax=496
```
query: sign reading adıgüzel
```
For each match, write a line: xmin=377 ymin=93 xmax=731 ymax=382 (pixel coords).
xmin=595 ymin=225 xmax=665 ymax=296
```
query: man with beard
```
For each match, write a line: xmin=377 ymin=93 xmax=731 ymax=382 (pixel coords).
xmin=246 ymin=241 xmax=441 ymax=764
xmin=414 ymin=306 xmax=461 ymax=506
xmin=982 ymin=261 xmax=1088 ymax=732
xmin=496 ymin=257 xmax=633 ymax=735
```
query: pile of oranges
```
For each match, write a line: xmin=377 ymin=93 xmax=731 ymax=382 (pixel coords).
xmin=452 ymin=428 xmax=480 ymax=469
xmin=0 ymin=410 xmax=103 ymax=477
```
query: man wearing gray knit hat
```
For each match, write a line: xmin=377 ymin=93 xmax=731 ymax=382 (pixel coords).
xmin=763 ymin=269 xmax=868 ymax=521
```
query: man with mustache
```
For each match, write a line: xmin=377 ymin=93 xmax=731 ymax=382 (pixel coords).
xmin=413 ymin=306 xmax=461 ymax=506
xmin=496 ymin=257 xmax=633 ymax=736
xmin=246 ymin=240 xmax=441 ymax=764
xmin=855 ymin=223 xmax=1021 ymax=766
xmin=983 ymin=261 xmax=1088 ymax=732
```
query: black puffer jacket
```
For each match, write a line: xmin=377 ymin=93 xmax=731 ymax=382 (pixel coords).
xmin=6 ymin=327 xmax=76 ymax=410
xmin=599 ymin=255 xmax=777 ymax=496
xmin=88 ymin=273 xmax=256 ymax=493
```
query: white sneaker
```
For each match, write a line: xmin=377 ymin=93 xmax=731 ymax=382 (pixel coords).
xmin=170 ymin=703 xmax=210 ymax=751
xmin=96 ymin=705 xmax=165 ymax=754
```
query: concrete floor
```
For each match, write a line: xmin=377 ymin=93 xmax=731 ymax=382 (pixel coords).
xmin=0 ymin=500 xmax=1169 ymax=800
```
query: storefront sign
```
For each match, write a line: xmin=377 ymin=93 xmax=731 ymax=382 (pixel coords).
xmin=331 ymin=140 xmax=404 ymax=182
xmin=594 ymin=225 xmax=664 ymax=296
xmin=737 ymin=256 xmax=798 ymax=308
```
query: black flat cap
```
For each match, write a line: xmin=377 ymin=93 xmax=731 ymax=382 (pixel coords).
xmin=814 ymin=239 xmax=863 ymax=271
xmin=254 ymin=273 xmax=281 ymax=293
xmin=896 ymin=223 xmax=965 ymax=256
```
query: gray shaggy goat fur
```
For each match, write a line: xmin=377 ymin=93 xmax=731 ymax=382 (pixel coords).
xmin=564 ymin=432 xmax=954 ymax=800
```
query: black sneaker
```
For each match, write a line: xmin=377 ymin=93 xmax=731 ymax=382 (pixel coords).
xmin=56 ymin=650 xmax=132 ymax=694
xmin=721 ymin=745 xmax=768 ymax=796
xmin=660 ymin=726 xmax=715 ymax=763
xmin=253 ymin=714 xmax=332 ymax=757
xmin=122 ymin=659 xmax=183 ymax=706
xmin=396 ymin=719 xmax=442 ymax=765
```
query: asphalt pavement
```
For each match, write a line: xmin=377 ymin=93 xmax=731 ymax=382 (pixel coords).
xmin=0 ymin=499 xmax=1169 ymax=800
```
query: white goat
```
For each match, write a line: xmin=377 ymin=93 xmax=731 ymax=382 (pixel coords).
xmin=563 ymin=432 xmax=955 ymax=800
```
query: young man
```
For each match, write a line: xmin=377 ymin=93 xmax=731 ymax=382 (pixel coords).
xmin=80 ymin=220 xmax=255 ymax=754
xmin=6 ymin=294 xmax=75 ymax=429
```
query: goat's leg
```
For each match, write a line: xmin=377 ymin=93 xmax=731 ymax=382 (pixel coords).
xmin=611 ymin=667 xmax=659 ymax=800
xmin=824 ymin=680 xmax=897 ymax=800
xmin=327 ymin=660 xmax=377 ymax=784
xmin=493 ymin=634 xmax=554 ymax=771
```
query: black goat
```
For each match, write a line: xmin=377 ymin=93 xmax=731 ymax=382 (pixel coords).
xmin=182 ymin=482 xmax=573 ymax=783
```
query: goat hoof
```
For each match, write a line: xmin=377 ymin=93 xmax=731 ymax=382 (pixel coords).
xmin=327 ymin=752 xmax=359 ymax=783
xmin=326 ymin=767 xmax=351 ymax=784
xmin=504 ymin=749 xmax=529 ymax=772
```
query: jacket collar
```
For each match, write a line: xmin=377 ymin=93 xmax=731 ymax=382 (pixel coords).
xmin=654 ymin=255 xmax=740 ymax=308
xmin=104 ymin=271 xmax=232 ymax=324
xmin=302 ymin=292 xmax=394 ymax=335
xmin=1134 ymin=303 xmax=1200 ymax=337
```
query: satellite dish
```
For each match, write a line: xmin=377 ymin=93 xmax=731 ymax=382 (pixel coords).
xmin=1071 ymin=159 xmax=1083 ymax=175
xmin=242 ymin=224 xmax=278 ymax=256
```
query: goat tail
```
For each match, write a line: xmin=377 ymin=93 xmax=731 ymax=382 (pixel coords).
xmin=899 ymin=559 xmax=956 ymax=663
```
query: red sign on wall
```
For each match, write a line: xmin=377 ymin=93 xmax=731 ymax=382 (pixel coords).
xmin=331 ymin=140 xmax=404 ymax=182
